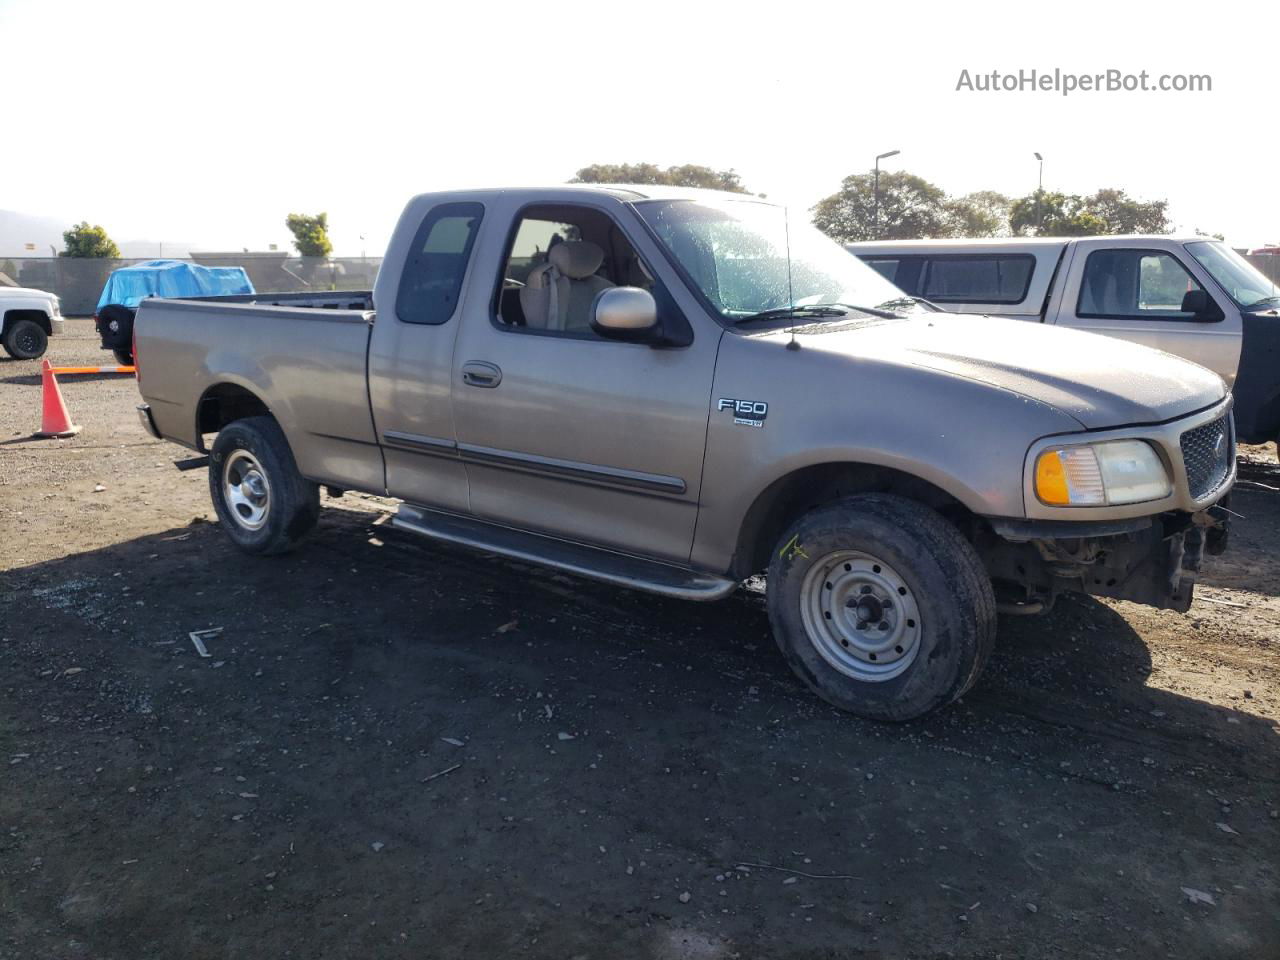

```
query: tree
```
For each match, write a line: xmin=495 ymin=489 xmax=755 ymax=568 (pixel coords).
xmin=1009 ymin=192 xmax=1107 ymax=237
xmin=571 ymin=163 xmax=750 ymax=194
xmin=811 ymin=170 xmax=949 ymax=242
xmin=1084 ymin=188 xmax=1171 ymax=234
xmin=944 ymin=191 xmax=1012 ymax=238
xmin=60 ymin=221 xmax=120 ymax=258
xmin=1010 ymin=188 xmax=1170 ymax=237
xmin=285 ymin=212 xmax=333 ymax=257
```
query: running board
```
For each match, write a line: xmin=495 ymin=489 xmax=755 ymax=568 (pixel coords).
xmin=392 ymin=504 xmax=737 ymax=601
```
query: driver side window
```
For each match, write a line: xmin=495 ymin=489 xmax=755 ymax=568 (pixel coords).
xmin=1078 ymin=249 xmax=1207 ymax=320
xmin=495 ymin=204 xmax=655 ymax=337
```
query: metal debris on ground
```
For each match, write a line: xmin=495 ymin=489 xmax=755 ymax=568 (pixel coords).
xmin=189 ymin=628 xmax=223 ymax=658
xmin=422 ymin=763 xmax=462 ymax=783
xmin=1182 ymin=887 xmax=1216 ymax=906
xmin=734 ymin=861 xmax=861 ymax=881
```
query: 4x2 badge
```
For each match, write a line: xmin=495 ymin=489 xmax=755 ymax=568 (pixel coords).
xmin=718 ymin=398 xmax=768 ymax=428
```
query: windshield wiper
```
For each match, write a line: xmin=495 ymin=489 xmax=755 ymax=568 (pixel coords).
xmin=732 ymin=305 xmax=849 ymax=324
xmin=877 ymin=295 xmax=943 ymax=313
xmin=1245 ymin=294 xmax=1280 ymax=307
xmin=734 ymin=302 xmax=901 ymax=324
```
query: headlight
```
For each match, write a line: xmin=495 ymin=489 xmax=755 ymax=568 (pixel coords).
xmin=1035 ymin=440 xmax=1171 ymax=506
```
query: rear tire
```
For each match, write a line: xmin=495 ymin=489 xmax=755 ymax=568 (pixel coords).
xmin=96 ymin=304 xmax=135 ymax=351
xmin=209 ymin=416 xmax=320 ymax=555
xmin=766 ymin=493 xmax=996 ymax=721
xmin=2 ymin=319 xmax=48 ymax=360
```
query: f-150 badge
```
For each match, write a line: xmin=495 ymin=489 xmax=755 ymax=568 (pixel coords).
xmin=718 ymin=398 xmax=767 ymax=427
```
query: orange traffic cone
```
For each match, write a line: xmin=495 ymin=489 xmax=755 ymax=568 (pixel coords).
xmin=35 ymin=359 xmax=81 ymax=438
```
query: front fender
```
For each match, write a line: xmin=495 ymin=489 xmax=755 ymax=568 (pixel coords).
xmin=691 ymin=332 xmax=1082 ymax=572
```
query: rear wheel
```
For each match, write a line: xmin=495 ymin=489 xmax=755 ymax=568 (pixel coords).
xmin=766 ymin=494 xmax=996 ymax=721
xmin=208 ymin=416 xmax=320 ymax=555
xmin=2 ymin=319 xmax=48 ymax=359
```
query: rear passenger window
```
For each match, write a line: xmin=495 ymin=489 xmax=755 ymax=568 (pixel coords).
xmin=396 ymin=202 xmax=484 ymax=325
xmin=921 ymin=255 xmax=1034 ymax=304
xmin=1077 ymin=249 xmax=1207 ymax=320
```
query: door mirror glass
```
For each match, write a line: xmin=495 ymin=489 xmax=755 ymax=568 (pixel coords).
xmin=591 ymin=287 xmax=658 ymax=342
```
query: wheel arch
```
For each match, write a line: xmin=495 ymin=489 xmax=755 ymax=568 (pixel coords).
xmin=729 ymin=461 xmax=980 ymax=580
xmin=2 ymin=308 xmax=53 ymax=336
xmin=195 ymin=382 xmax=273 ymax=450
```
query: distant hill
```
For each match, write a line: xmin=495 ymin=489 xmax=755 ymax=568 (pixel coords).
xmin=0 ymin=209 xmax=65 ymax=256
xmin=0 ymin=210 xmax=200 ymax=259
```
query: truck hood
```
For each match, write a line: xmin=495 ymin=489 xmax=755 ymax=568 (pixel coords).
xmin=793 ymin=313 xmax=1226 ymax=429
xmin=1 ymin=286 xmax=56 ymax=302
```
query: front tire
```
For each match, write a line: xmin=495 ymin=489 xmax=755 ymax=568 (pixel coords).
xmin=209 ymin=416 xmax=320 ymax=555
xmin=3 ymin=319 xmax=48 ymax=359
xmin=112 ymin=347 xmax=134 ymax=366
xmin=766 ymin=494 xmax=995 ymax=721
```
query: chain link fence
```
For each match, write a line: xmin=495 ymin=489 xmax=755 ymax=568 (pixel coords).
xmin=0 ymin=256 xmax=382 ymax=315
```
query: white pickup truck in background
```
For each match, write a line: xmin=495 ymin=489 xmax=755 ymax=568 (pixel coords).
xmin=848 ymin=236 xmax=1280 ymax=448
xmin=0 ymin=285 xmax=63 ymax=359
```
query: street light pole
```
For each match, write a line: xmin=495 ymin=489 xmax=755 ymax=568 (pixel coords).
xmin=873 ymin=149 xmax=900 ymax=240
xmin=1033 ymin=152 xmax=1044 ymax=233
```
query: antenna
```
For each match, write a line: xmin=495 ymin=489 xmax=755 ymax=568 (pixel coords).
xmin=784 ymin=204 xmax=799 ymax=351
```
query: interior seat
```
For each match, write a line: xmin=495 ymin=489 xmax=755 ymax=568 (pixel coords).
xmin=519 ymin=240 xmax=614 ymax=332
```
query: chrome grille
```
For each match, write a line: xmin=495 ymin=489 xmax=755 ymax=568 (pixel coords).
xmin=1179 ymin=415 xmax=1233 ymax=500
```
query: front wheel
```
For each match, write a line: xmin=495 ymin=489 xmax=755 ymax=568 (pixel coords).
xmin=112 ymin=347 xmax=134 ymax=366
xmin=766 ymin=494 xmax=996 ymax=721
xmin=3 ymin=319 xmax=48 ymax=359
xmin=209 ymin=416 xmax=320 ymax=555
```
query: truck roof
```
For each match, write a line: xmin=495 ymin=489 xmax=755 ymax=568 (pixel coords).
xmin=409 ymin=184 xmax=769 ymax=205
xmin=847 ymin=235 xmax=1211 ymax=252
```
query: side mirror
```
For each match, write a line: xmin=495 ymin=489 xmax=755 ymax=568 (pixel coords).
xmin=1180 ymin=289 xmax=1224 ymax=321
xmin=590 ymin=287 xmax=659 ymax=342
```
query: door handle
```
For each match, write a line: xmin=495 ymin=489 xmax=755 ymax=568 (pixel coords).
xmin=461 ymin=361 xmax=502 ymax=388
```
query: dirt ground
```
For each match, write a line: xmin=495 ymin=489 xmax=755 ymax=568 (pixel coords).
xmin=2 ymin=319 xmax=1278 ymax=960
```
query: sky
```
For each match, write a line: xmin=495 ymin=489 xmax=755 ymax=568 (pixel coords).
xmin=2 ymin=0 xmax=1277 ymax=255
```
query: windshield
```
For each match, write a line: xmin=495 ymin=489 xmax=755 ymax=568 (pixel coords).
xmin=1186 ymin=241 xmax=1280 ymax=308
xmin=634 ymin=198 xmax=916 ymax=322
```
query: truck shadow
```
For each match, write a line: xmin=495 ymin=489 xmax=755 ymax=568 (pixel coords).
xmin=4 ymin=503 xmax=1274 ymax=770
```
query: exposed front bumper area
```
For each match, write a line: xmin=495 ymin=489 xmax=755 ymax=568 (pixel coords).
xmin=50 ymin=316 xmax=65 ymax=336
xmin=984 ymin=501 xmax=1232 ymax=613
xmin=136 ymin=403 xmax=161 ymax=440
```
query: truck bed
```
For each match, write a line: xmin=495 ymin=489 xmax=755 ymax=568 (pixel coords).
xmin=134 ymin=295 xmax=382 ymax=493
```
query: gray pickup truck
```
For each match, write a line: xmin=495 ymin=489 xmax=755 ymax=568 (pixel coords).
xmin=134 ymin=185 xmax=1235 ymax=720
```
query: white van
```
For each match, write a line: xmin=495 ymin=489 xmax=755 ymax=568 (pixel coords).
xmin=848 ymin=236 xmax=1280 ymax=447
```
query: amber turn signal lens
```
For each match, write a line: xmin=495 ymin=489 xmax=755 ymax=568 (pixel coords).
xmin=1035 ymin=450 xmax=1071 ymax=505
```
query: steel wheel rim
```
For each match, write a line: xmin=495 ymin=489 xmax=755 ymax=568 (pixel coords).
xmin=222 ymin=450 xmax=271 ymax=532
xmin=799 ymin=549 xmax=922 ymax=682
xmin=16 ymin=328 xmax=39 ymax=353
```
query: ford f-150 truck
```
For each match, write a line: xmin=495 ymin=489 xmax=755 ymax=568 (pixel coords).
xmin=133 ymin=186 xmax=1235 ymax=720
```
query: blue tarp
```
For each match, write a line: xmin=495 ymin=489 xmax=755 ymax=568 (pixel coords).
xmin=96 ymin=260 xmax=254 ymax=311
